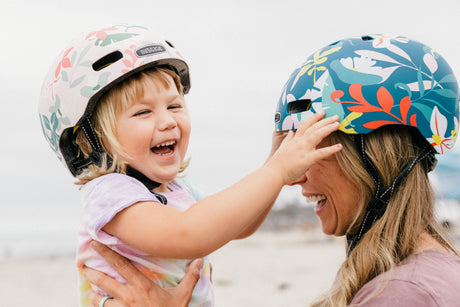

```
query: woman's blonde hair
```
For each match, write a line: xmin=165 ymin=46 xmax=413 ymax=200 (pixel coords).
xmin=311 ymin=126 xmax=460 ymax=307
xmin=74 ymin=67 xmax=189 ymax=185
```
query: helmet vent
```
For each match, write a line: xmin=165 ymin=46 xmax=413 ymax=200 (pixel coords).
xmin=361 ymin=35 xmax=374 ymax=41
xmin=92 ymin=51 xmax=123 ymax=71
xmin=165 ymin=40 xmax=175 ymax=48
xmin=287 ymin=99 xmax=312 ymax=114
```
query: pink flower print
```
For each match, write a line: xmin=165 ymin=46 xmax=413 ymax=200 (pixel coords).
xmin=370 ymin=35 xmax=411 ymax=62
xmin=54 ymin=47 xmax=73 ymax=79
xmin=122 ymin=45 xmax=145 ymax=73
xmin=48 ymin=47 xmax=73 ymax=100
xmin=371 ymin=35 xmax=409 ymax=49
xmin=175 ymin=50 xmax=185 ymax=60
xmin=84 ymin=27 xmax=118 ymax=41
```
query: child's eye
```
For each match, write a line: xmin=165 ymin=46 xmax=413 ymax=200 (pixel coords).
xmin=133 ymin=110 xmax=150 ymax=116
xmin=168 ymin=104 xmax=183 ymax=110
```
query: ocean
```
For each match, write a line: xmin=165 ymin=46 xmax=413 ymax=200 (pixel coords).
xmin=0 ymin=203 xmax=79 ymax=260
xmin=0 ymin=185 xmax=308 ymax=261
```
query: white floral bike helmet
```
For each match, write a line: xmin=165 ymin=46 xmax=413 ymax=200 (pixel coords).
xmin=38 ymin=24 xmax=190 ymax=176
xmin=275 ymin=35 xmax=459 ymax=253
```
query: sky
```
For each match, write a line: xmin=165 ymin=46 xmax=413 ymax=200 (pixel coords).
xmin=1 ymin=0 xmax=460 ymax=213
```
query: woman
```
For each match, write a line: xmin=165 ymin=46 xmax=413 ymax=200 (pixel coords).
xmin=83 ymin=35 xmax=460 ymax=306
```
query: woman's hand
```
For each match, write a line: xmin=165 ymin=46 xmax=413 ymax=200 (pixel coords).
xmin=81 ymin=241 xmax=201 ymax=307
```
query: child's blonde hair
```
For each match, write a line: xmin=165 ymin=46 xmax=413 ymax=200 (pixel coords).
xmin=75 ymin=67 xmax=189 ymax=185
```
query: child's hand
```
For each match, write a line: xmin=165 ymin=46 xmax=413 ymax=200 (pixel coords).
xmin=265 ymin=111 xmax=341 ymax=185
xmin=265 ymin=131 xmax=289 ymax=164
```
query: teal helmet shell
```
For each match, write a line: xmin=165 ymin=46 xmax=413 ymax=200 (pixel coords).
xmin=275 ymin=35 xmax=459 ymax=154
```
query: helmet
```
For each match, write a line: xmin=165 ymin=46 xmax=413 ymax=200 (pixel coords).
xmin=275 ymin=34 xmax=459 ymax=154
xmin=38 ymin=24 xmax=190 ymax=175
xmin=275 ymin=35 xmax=460 ymax=254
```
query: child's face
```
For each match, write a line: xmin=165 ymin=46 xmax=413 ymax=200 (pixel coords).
xmin=115 ymin=75 xmax=190 ymax=190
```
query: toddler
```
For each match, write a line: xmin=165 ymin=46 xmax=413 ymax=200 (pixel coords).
xmin=38 ymin=24 xmax=341 ymax=306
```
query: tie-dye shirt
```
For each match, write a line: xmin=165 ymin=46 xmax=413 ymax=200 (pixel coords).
xmin=77 ymin=173 xmax=213 ymax=307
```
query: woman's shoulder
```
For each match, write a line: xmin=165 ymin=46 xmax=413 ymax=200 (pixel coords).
xmin=351 ymin=250 xmax=460 ymax=306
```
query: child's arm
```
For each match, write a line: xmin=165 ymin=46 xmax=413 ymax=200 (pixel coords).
xmin=103 ymin=112 xmax=341 ymax=259
xmin=234 ymin=130 xmax=294 ymax=239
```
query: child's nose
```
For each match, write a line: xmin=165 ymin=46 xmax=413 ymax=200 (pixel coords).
xmin=157 ymin=112 xmax=177 ymax=130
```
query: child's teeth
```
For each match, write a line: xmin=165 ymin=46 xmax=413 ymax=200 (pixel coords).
xmin=156 ymin=141 xmax=175 ymax=148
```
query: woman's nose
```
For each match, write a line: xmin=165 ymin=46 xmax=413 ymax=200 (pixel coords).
xmin=290 ymin=173 xmax=307 ymax=186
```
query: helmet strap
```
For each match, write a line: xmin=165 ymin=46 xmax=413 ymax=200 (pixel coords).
xmin=73 ymin=118 xmax=166 ymax=204
xmin=126 ymin=166 xmax=166 ymax=205
xmin=69 ymin=118 xmax=105 ymax=173
xmin=346 ymin=134 xmax=434 ymax=255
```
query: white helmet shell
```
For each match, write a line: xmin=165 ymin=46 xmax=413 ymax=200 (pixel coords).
xmin=38 ymin=24 xmax=190 ymax=174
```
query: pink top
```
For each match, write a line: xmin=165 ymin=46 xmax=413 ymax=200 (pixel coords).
xmin=350 ymin=250 xmax=460 ymax=306
xmin=77 ymin=173 xmax=213 ymax=307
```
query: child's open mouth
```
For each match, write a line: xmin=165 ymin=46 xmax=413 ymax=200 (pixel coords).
xmin=151 ymin=140 xmax=176 ymax=156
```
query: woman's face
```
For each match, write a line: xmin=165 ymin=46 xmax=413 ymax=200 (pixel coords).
xmin=297 ymin=138 xmax=362 ymax=236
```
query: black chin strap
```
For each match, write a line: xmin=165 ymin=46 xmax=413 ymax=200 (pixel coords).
xmin=346 ymin=135 xmax=436 ymax=256
xmin=126 ymin=167 xmax=167 ymax=205
xmin=72 ymin=118 xmax=167 ymax=205
xmin=70 ymin=118 xmax=105 ymax=172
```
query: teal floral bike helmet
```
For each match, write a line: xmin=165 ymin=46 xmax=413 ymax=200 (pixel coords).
xmin=274 ymin=35 xmax=459 ymax=253
xmin=38 ymin=24 xmax=190 ymax=177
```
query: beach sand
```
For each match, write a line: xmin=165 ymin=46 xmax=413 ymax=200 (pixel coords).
xmin=0 ymin=229 xmax=345 ymax=307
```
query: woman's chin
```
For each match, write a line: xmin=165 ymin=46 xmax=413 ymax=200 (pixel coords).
xmin=319 ymin=223 xmax=334 ymax=236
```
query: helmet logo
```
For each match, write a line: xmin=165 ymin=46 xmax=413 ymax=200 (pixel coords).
xmin=135 ymin=44 xmax=166 ymax=57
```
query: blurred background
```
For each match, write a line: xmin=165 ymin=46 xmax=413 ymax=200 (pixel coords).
xmin=0 ymin=1 xmax=459 ymax=305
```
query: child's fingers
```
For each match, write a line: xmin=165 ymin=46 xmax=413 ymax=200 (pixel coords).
xmin=314 ymin=143 xmax=343 ymax=160
xmin=280 ymin=130 xmax=295 ymax=145
xmin=295 ymin=111 xmax=326 ymax=135
xmin=306 ymin=117 xmax=340 ymax=143
xmin=296 ymin=114 xmax=340 ymax=138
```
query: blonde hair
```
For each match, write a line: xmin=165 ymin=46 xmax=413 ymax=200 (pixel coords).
xmin=311 ymin=126 xmax=460 ymax=307
xmin=74 ymin=67 xmax=189 ymax=185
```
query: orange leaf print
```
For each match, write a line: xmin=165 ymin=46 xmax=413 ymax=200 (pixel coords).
xmin=330 ymin=90 xmax=344 ymax=101
xmin=348 ymin=105 xmax=383 ymax=113
xmin=363 ymin=120 xmax=401 ymax=129
xmin=399 ymin=96 xmax=411 ymax=124
xmin=349 ymin=83 xmax=367 ymax=104
xmin=376 ymin=87 xmax=394 ymax=113
xmin=410 ymin=113 xmax=417 ymax=126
